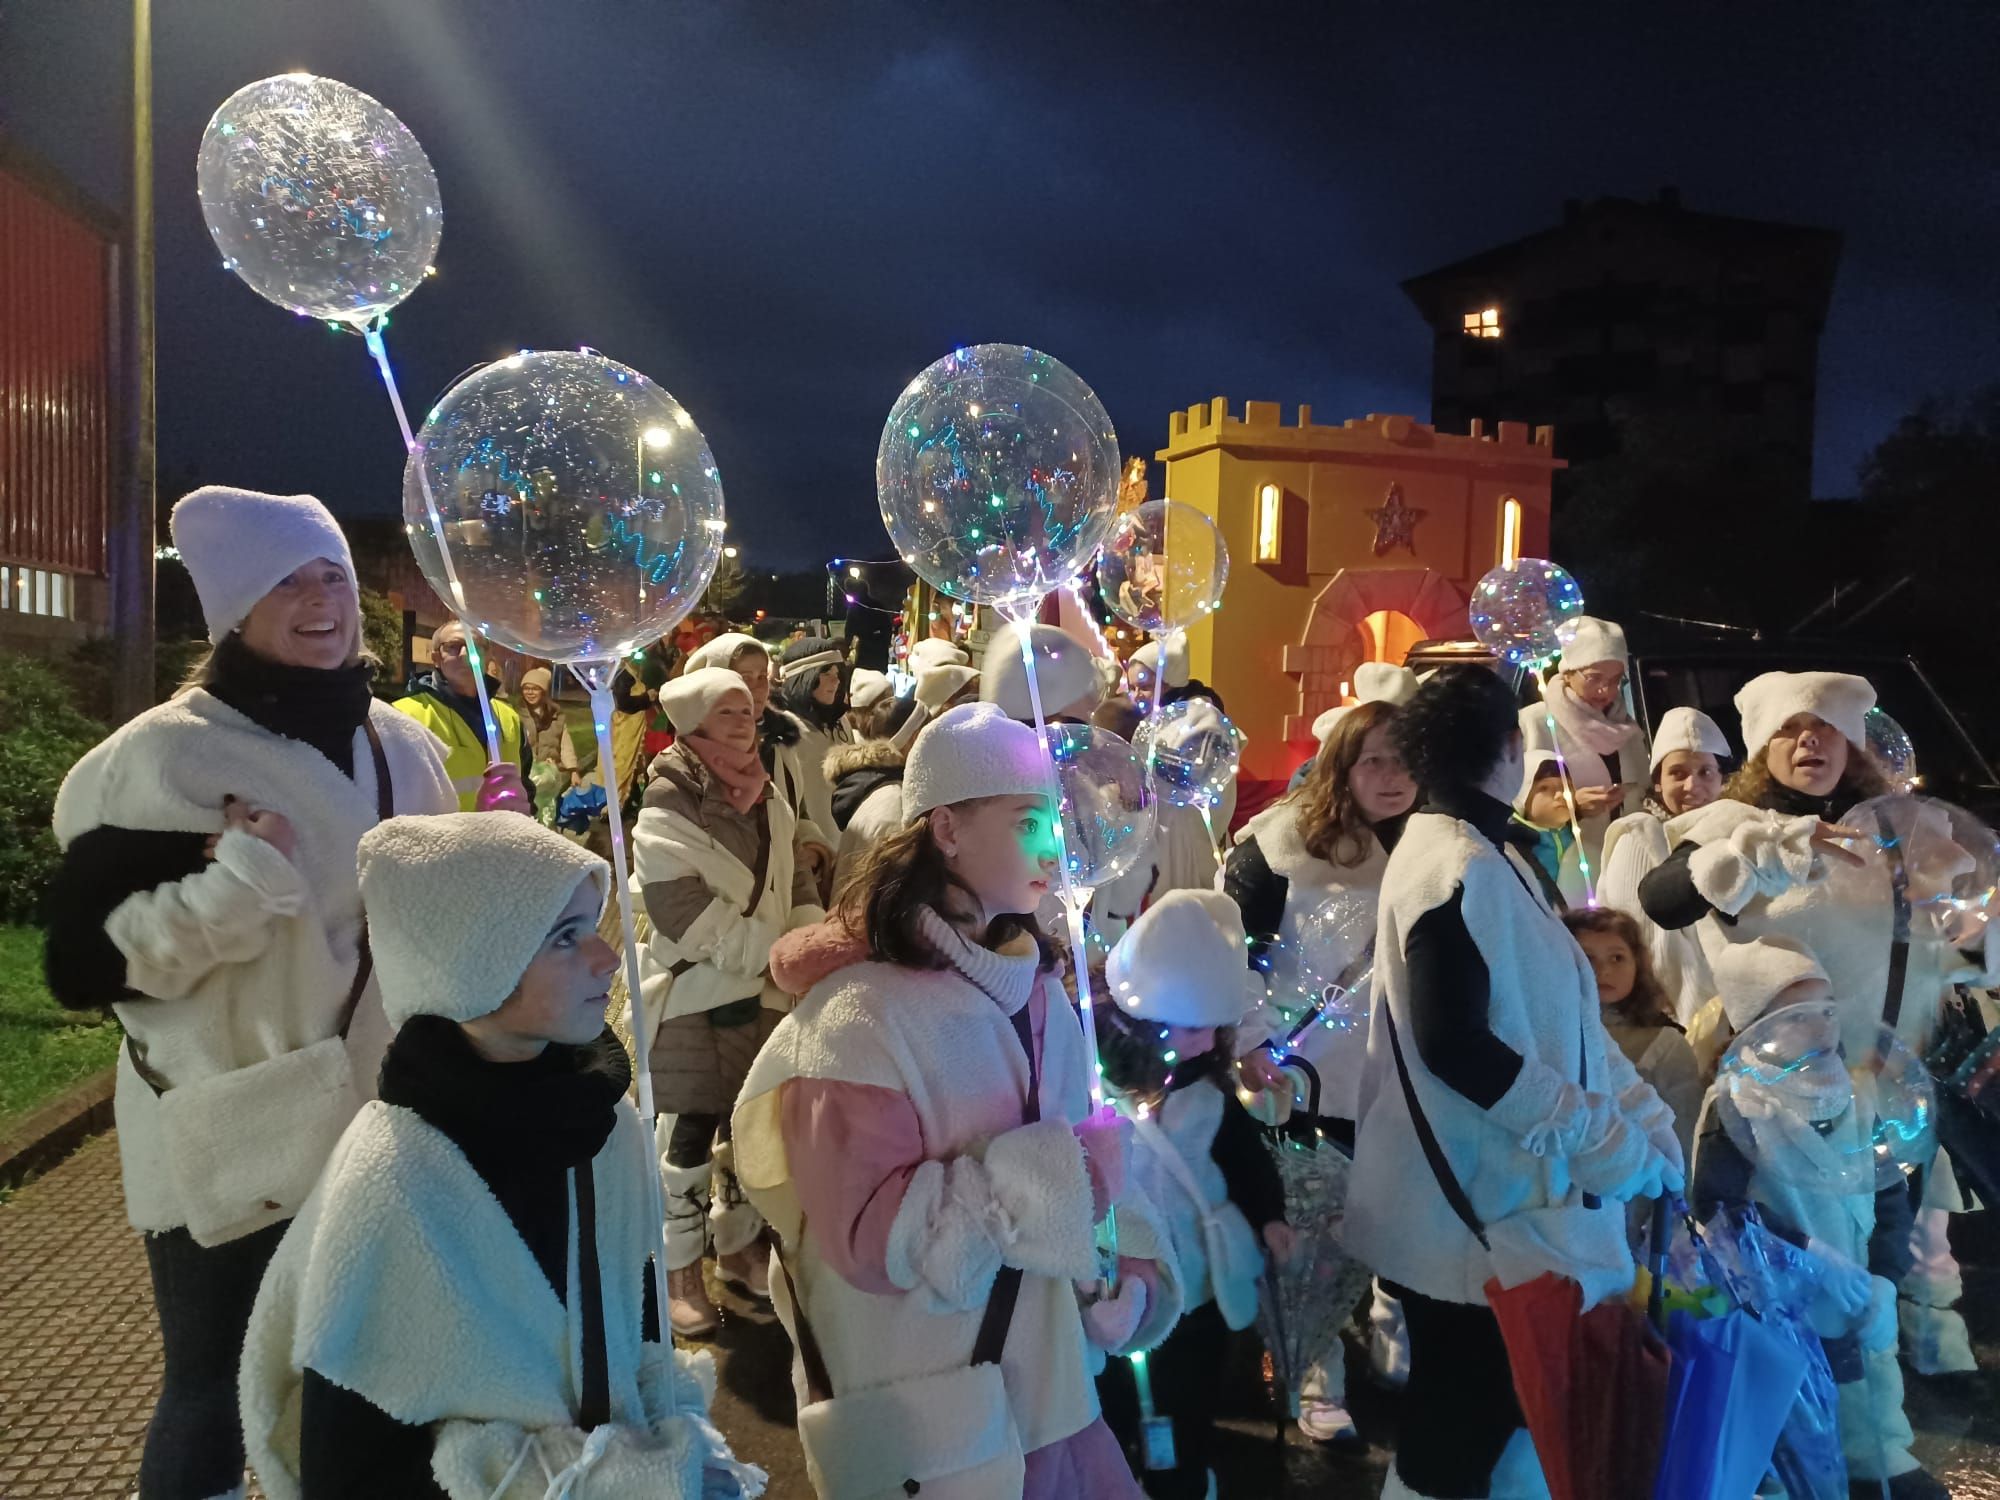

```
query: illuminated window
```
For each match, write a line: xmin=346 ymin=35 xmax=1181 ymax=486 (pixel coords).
xmin=1461 ymin=306 xmax=1502 ymax=339
xmin=1500 ymin=496 xmax=1522 ymax=565
xmin=1256 ymin=483 xmax=1283 ymax=563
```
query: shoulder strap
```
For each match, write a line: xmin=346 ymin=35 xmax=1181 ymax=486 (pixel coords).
xmin=1381 ymin=997 xmax=1491 ymax=1251
xmin=1133 ymin=1109 xmax=1212 ymax=1215
xmin=1877 ymin=803 xmax=1912 ymax=1030
xmin=128 ymin=718 xmax=393 ymax=1096
xmin=776 ymin=998 xmax=1041 ymax=1401
xmin=742 ymin=798 xmax=773 ymax=919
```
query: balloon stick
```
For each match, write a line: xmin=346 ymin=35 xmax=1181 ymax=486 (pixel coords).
xmin=365 ymin=321 xmax=502 ymax=764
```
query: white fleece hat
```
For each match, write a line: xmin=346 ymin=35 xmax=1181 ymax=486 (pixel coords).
xmin=1557 ymin=616 xmax=1628 ymax=672
xmin=359 ymin=812 xmax=611 ymax=1028
xmin=1735 ymin=671 xmax=1875 ymax=759
xmin=1128 ymin=636 xmax=1190 ymax=690
xmin=1649 ymin=706 xmax=1731 ymax=772
xmin=981 ymin=622 xmax=1104 ymax=721
xmin=903 ymin=702 xmax=1049 ymax=821
xmin=1712 ymin=936 xmax=1831 ymax=1030
xmin=169 ymin=485 xmax=359 ymax=643
xmin=685 ymin=632 xmax=768 ymax=673
xmin=910 ymin=637 xmax=971 ymax=671
xmin=1311 ymin=661 xmax=1419 ymax=743
xmin=1105 ymin=889 xmax=1259 ymax=1028
xmin=915 ymin=663 xmax=980 ymax=712
xmin=849 ymin=669 xmax=894 ymax=713
xmin=660 ymin=666 xmax=752 ymax=736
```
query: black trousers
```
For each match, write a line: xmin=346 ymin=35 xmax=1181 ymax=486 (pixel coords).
xmin=1097 ymin=1299 xmax=1230 ymax=1499
xmin=139 ymin=1219 xmax=289 ymax=1500
xmin=1388 ymin=1281 xmax=1525 ymax=1498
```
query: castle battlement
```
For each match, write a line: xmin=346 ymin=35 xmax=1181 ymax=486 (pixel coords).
xmin=1161 ymin=398 xmax=1560 ymax=466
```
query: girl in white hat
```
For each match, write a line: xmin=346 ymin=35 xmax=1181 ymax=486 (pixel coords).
xmin=1596 ymin=705 xmax=1732 ymax=1024
xmin=240 ymin=813 xmax=760 ymax=1499
xmin=1515 ymin=616 xmax=1650 ymax=903
xmin=629 ymin=667 xmax=826 ymax=1338
xmin=732 ymin=704 xmax=1174 ymax=1499
xmin=43 ymin=486 xmax=462 ymax=1500
xmin=1095 ymin=891 xmax=1296 ymax=1498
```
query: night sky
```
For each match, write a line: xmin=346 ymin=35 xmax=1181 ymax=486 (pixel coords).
xmin=3 ymin=1 xmax=1996 ymax=568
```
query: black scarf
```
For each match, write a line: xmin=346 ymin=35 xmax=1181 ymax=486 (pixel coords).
xmin=379 ymin=1015 xmax=631 ymax=1181
xmin=1756 ymin=780 xmax=1833 ymax=819
xmin=202 ymin=634 xmax=376 ymax=777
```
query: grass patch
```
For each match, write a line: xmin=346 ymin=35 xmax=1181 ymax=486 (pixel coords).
xmin=0 ymin=925 xmax=120 ymax=1132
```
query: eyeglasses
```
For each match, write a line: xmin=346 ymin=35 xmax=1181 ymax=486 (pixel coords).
xmin=433 ymin=639 xmax=468 ymax=658
xmin=1567 ymin=667 xmax=1626 ymax=694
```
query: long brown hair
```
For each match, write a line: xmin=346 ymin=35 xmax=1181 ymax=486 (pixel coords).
xmin=1563 ymin=908 xmax=1676 ymax=1030
xmin=1291 ymin=699 xmax=1401 ymax=866
xmin=832 ymin=807 xmax=1057 ymax=972
xmin=1724 ymin=735 xmax=1890 ymax=809
xmin=1095 ymin=996 xmax=1236 ymax=1116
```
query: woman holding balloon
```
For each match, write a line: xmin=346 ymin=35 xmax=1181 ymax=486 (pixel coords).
xmin=732 ymin=705 xmax=1160 ymax=1498
xmin=43 ymin=488 xmax=464 ymax=1500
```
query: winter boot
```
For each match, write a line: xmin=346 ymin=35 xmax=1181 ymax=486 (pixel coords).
xmin=710 ymin=1141 xmax=769 ymax=1271
xmin=1898 ymin=1208 xmax=1977 ymax=1376
xmin=1839 ymin=1277 xmax=1929 ymax=1493
xmin=666 ymin=1261 xmax=720 ymax=1339
xmin=1377 ymin=1464 xmax=1433 ymax=1499
xmin=1298 ymin=1399 xmax=1360 ymax=1445
xmin=1368 ymin=1280 xmax=1410 ymax=1390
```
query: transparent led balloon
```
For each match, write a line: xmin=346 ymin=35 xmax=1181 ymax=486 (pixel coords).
xmin=876 ymin=344 xmax=1121 ymax=612
xmin=1134 ymin=697 xmax=1244 ymax=810
xmin=1716 ymin=1001 xmax=1869 ymax=1193
xmin=1864 ymin=708 xmax=1919 ymax=792
xmin=1097 ymin=499 xmax=1229 ymax=634
xmin=198 ymin=74 xmax=442 ymax=325
xmin=404 ymin=350 xmax=725 ymax=663
xmin=1267 ymin=891 xmax=1377 ymax=1037
xmin=1845 ymin=794 xmax=1999 ymax=951
xmin=1046 ymin=723 xmax=1155 ymax=892
xmin=1469 ymin=558 xmax=1586 ymax=669
xmin=1852 ymin=1023 xmax=1939 ymax=1189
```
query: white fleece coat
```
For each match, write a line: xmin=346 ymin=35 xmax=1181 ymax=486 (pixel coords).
xmin=1345 ymin=811 xmax=1651 ymax=1308
xmin=832 ymin=782 xmax=905 ymax=894
xmin=631 ymin=784 xmax=820 ymax=1045
xmin=240 ymin=1100 xmax=752 ymax=1500
xmin=787 ymin=713 xmax=844 ymax=849
xmin=1124 ymin=1081 xmax=1264 ymax=1331
xmin=1600 ymin=811 xmax=1716 ymax=1026
xmin=733 ymin=922 xmax=1153 ymax=1474
xmin=51 ymin=692 xmax=456 ymax=1238
xmin=1230 ymin=802 xmax=1388 ymax=1121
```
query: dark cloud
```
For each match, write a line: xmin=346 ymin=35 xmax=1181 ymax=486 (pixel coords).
xmin=3 ymin=0 xmax=1996 ymax=563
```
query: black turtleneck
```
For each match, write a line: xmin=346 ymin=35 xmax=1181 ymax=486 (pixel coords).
xmin=297 ymin=1020 xmax=636 ymax=1499
xmin=1639 ymin=781 xmax=1831 ymax=932
xmin=205 ymin=633 xmax=376 ymax=777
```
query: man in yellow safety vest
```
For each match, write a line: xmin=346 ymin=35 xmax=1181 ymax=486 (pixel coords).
xmin=393 ymin=620 xmax=531 ymax=812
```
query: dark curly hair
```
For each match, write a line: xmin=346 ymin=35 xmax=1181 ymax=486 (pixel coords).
xmin=1391 ymin=665 xmax=1520 ymax=793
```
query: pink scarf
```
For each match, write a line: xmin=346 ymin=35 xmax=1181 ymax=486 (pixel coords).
xmin=679 ymin=732 xmax=769 ymax=813
xmin=1545 ymin=677 xmax=1640 ymax=762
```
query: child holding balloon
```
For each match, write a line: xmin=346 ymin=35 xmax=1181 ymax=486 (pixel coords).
xmin=732 ymin=704 xmax=1163 ymax=1499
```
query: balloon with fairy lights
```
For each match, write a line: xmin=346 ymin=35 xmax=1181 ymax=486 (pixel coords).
xmin=198 ymin=74 xmax=440 ymax=327
xmin=1047 ymin=723 xmax=1156 ymax=894
xmin=402 ymin=349 xmax=725 ymax=664
xmin=876 ymin=344 xmax=1121 ymax=617
xmin=1264 ymin=891 xmax=1378 ymax=1047
xmin=1097 ymin=499 xmax=1229 ymax=635
xmin=1844 ymin=794 xmax=1999 ymax=951
xmin=1469 ymin=557 xmax=1586 ymax=670
xmin=1134 ymin=696 xmax=1244 ymax=811
xmin=1864 ymin=708 xmax=1920 ymax=792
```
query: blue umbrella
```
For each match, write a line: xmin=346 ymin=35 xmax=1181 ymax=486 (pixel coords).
xmin=1654 ymin=1304 xmax=1807 ymax=1500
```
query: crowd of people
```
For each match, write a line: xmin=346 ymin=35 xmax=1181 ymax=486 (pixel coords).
xmin=40 ymin=484 xmax=1994 ymax=1500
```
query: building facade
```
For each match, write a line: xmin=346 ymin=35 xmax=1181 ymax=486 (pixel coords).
xmin=1402 ymin=190 xmax=1839 ymax=503
xmin=1155 ymin=400 xmax=1562 ymax=782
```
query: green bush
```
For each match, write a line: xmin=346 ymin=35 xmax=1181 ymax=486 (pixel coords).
xmin=0 ymin=653 xmax=109 ymax=923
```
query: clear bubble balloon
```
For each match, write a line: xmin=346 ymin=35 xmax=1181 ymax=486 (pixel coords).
xmin=1864 ymin=708 xmax=1919 ymax=792
xmin=1853 ymin=1023 xmax=1939 ymax=1189
xmin=1717 ymin=1000 xmax=1869 ymax=1192
xmin=1134 ymin=697 xmax=1244 ymax=810
xmin=197 ymin=74 xmax=442 ymax=326
xmin=1468 ymin=558 xmax=1586 ymax=669
xmin=1844 ymin=794 xmax=1999 ymax=951
xmin=1097 ymin=499 xmax=1229 ymax=634
xmin=877 ymin=344 xmax=1121 ymax=613
xmin=404 ymin=350 xmax=725 ymax=664
xmin=1047 ymin=723 xmax=1155 ymax=893
xmin=1268 ymin=891 xmax=1377 ymax=1039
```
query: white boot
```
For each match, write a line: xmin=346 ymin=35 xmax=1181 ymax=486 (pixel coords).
xmin=1840 ymin=1278 xmax=1923 ymax=1484
xmin=1486 ymin=1427 xmax=1552 ymax=1500
xmin=1369 ymin=1281 xmax=1411 ymax=1390
xmin=709 ymin=1141 xmax=767 ymax=1260
xmin=661 ymin=1159 xmax=713 ymax=1271
xmin=1377 ymin=1462 xmax=1433 ymax=1499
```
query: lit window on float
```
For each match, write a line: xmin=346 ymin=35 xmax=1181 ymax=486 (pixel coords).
xmin=1256 ymin=483 xmax=1282 ymax=563
xmin=1500 ymin=496 xmax=1522 ymax=565
xmin=1461 ymin=306 xmax=1502 ymax=338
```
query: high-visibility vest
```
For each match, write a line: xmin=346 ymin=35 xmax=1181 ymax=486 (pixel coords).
xmin=393 ymin=692 xmax=526 ymax=812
